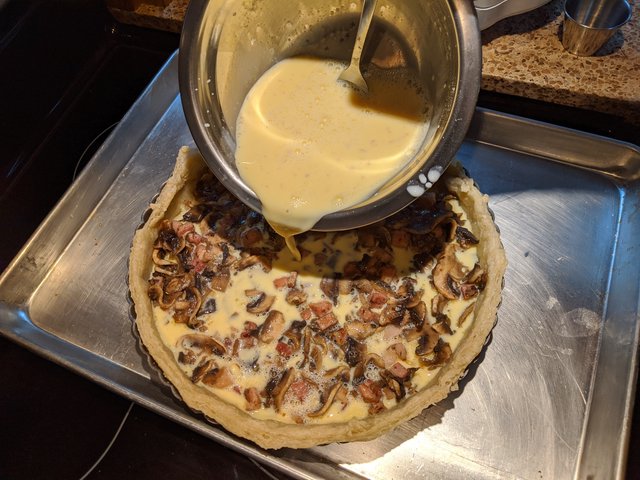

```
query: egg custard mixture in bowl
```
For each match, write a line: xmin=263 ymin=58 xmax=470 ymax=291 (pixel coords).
xmin=129 ymin=147 xmax=506 ymax=449
xmin=234 ymin=56 xmax=431 ymax=256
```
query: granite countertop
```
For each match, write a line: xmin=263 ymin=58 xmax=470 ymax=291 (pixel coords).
xmin=481 ymin=0 xmax=639 ymax=127
xmin=107 ymin=0 xmax=640 ymax=127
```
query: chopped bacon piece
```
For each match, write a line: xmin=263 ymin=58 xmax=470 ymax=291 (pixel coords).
xmin=300 ymin=307 xmax=312 ymax=321
xmin=287 ymin=272 xmax=298 ymax=288
xmin=186 ymin=232 xmax=205 ymax=244
xmin=358 ymin=379 xmax=382 ymax=404
xmin=242 ymin=321 xmax=258 ymax=336
xmin=240 ymin=227 xmax=263 ymax=247
xmin=190 ymin=259 xmax=207 ymax=274
xmin=343 ymin=261 xmax=359 ymax=278
xmin=368 ymin=401 xmax=385 ymax=415
xmin=274 ymin=271 xmax=298 ymax=289
xmin=389 ymin=342 xmax=407 ymax=360
xmin=369 ymin=290 xmax=388 ymax=308
xmin=289 ymin=380 xmax=311 ymax=402
xmin=314 ymin=253 xmax=327 ymax=266
xmin=244 ymin=387 xmax=262 ymax=411
xmin=391 ymin=229 xmax=410 ymax=248
xmin=316 ymin=312 xmax=338 ymax=331
xmin=273 ymin=276 xmax=288 ymax=289
xmin=276 ymin=341 xmax=293 ymax=357
xmin=383 ymin=324 xmax=402 ymax=340
xmin=195 ymin=242 xmax=214 ymax=262
xmin=309 ymin=301 xmax=332 ymax=317
xmin=237 ymin=336 xmax=257 ymax=350
xmin=357 ymin=306 xmax=380 ymax=324
xmin=172 ymin=221 xmax=194 ymax=237
xmin=388 ymin=362 xmax=409 ymax=380
xmin=330 ymin=327 xmax=348 ymax=346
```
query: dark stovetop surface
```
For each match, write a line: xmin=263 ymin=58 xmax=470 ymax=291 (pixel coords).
xmin=0 ymin=1 xmax=637 ymax=479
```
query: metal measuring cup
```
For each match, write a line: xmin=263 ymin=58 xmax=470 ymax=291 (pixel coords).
xmin=562 ymin=0 xmax=632 ymax=56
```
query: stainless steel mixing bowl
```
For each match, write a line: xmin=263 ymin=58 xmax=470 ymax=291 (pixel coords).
xmin=179 ymin=0 xmax=481 ymax=231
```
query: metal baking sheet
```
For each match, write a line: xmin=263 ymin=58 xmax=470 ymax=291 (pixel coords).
xmin=1 ymin=52 xmax=639 ymax=480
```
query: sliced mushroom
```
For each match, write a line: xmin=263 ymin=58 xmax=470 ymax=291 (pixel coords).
xmin=173 ymin=287 xmax=203 ymax=328
xmin=380 ymin=370 xmax=406 ymax=400
xmin=258 ymin=310 xmax=285 ymax=343
xmin=202 ymin=366 xmax=234 ymax=388
xmin=455 ymin=226 xmax=479 ymax=248
xmin=191 ymin=359 xmax=215 ymax=383
xmin=323 ymin=365 xmax=350 ymax=381
xmin=362 ymin=352 xmax=386 ymax=369
xmin=338 ymin=278 xmax=353 ymax=295
xmin=147 ymin=284 xmax=178 ymax=309
xmin=156 ymin=223 xmax=185 ymax=253
xmin=466 ymin=263 xmax=485 ymax=285
xmin=432 ymin=244 xmax=466 ymax=300
xmin=182 ymin=204 xmax=211 ymax=222
xmin=297 ymin=328 xmax=312 ymax=369
xmin=271 ymin=367 xmax=295 ymax=412
xmin=415 ymin=325 xmax=439 ymax=356
xmin=379 ymin=303 xmax=406 ymax=326
xmin=421 ymin=339 xmax=453 ymax=369
xmin=320 ymin=276 xmax=339 ymax=305
xmin=405 ymin=289 xmax=424 ymax=309
xmin=308 ymin=382 xmax=342 ymax=418
xmin=403 ymin=327 xmax=422 ymax=342
xmin=408 ymin=301 xmax=427 ymax=329
xmin=210 ymin=269 xmax=230 ymax=292
xmin=164 ymin=273 xmax=193 ymax=295
xmin=281 ymin=320 xmax=306 ymax=352
xmin=343 ymin=336 xmax=364 ymax=367
xmin=345 ymin=320 xmax=377 ymax=340
xmin=285 ymin=288 xmax=307 ymax=306
xmin=245 ymin=291 xmax=275 ymax=314
xmin=354 ymin=279 xmax=373 ymax=293
xmin=309 ymin=345 xmax=323 ymax=371
xmin=432 ymin=319 xmax=453 ymax=336
xmin=197 ymin=298 xmax=216 ymax=316
xmin=460 ymin=283 xmax=479 ymax=300
xmin=152 ymin=248 xmax=176 ymax=266
xmin=236 ymin=254 xmax=272 ymax=272
xmin=458 ymin=302 xmax=476 ymax=327
xmin=431 ymin=294 xmax=448 ymax=316
xmin=179 ymin=334 xmax=226 ymax=356
xmin=153 ymin=264 xmax=179 ymax=276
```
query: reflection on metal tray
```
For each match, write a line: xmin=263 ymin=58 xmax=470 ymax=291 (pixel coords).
xmin=0 ymin=52 xmax=639 ymax=480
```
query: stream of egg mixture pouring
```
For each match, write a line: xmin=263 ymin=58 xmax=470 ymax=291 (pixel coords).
xmin=234 ymin=56 xmax=429 ymax=260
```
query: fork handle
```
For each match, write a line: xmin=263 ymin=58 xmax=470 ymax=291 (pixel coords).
xmin=350 ymin=0 xmax=378 ymax=67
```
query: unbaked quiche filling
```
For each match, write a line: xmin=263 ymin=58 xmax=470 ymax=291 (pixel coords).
xmin=146 ymin=171 xmax=487 ymax=425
